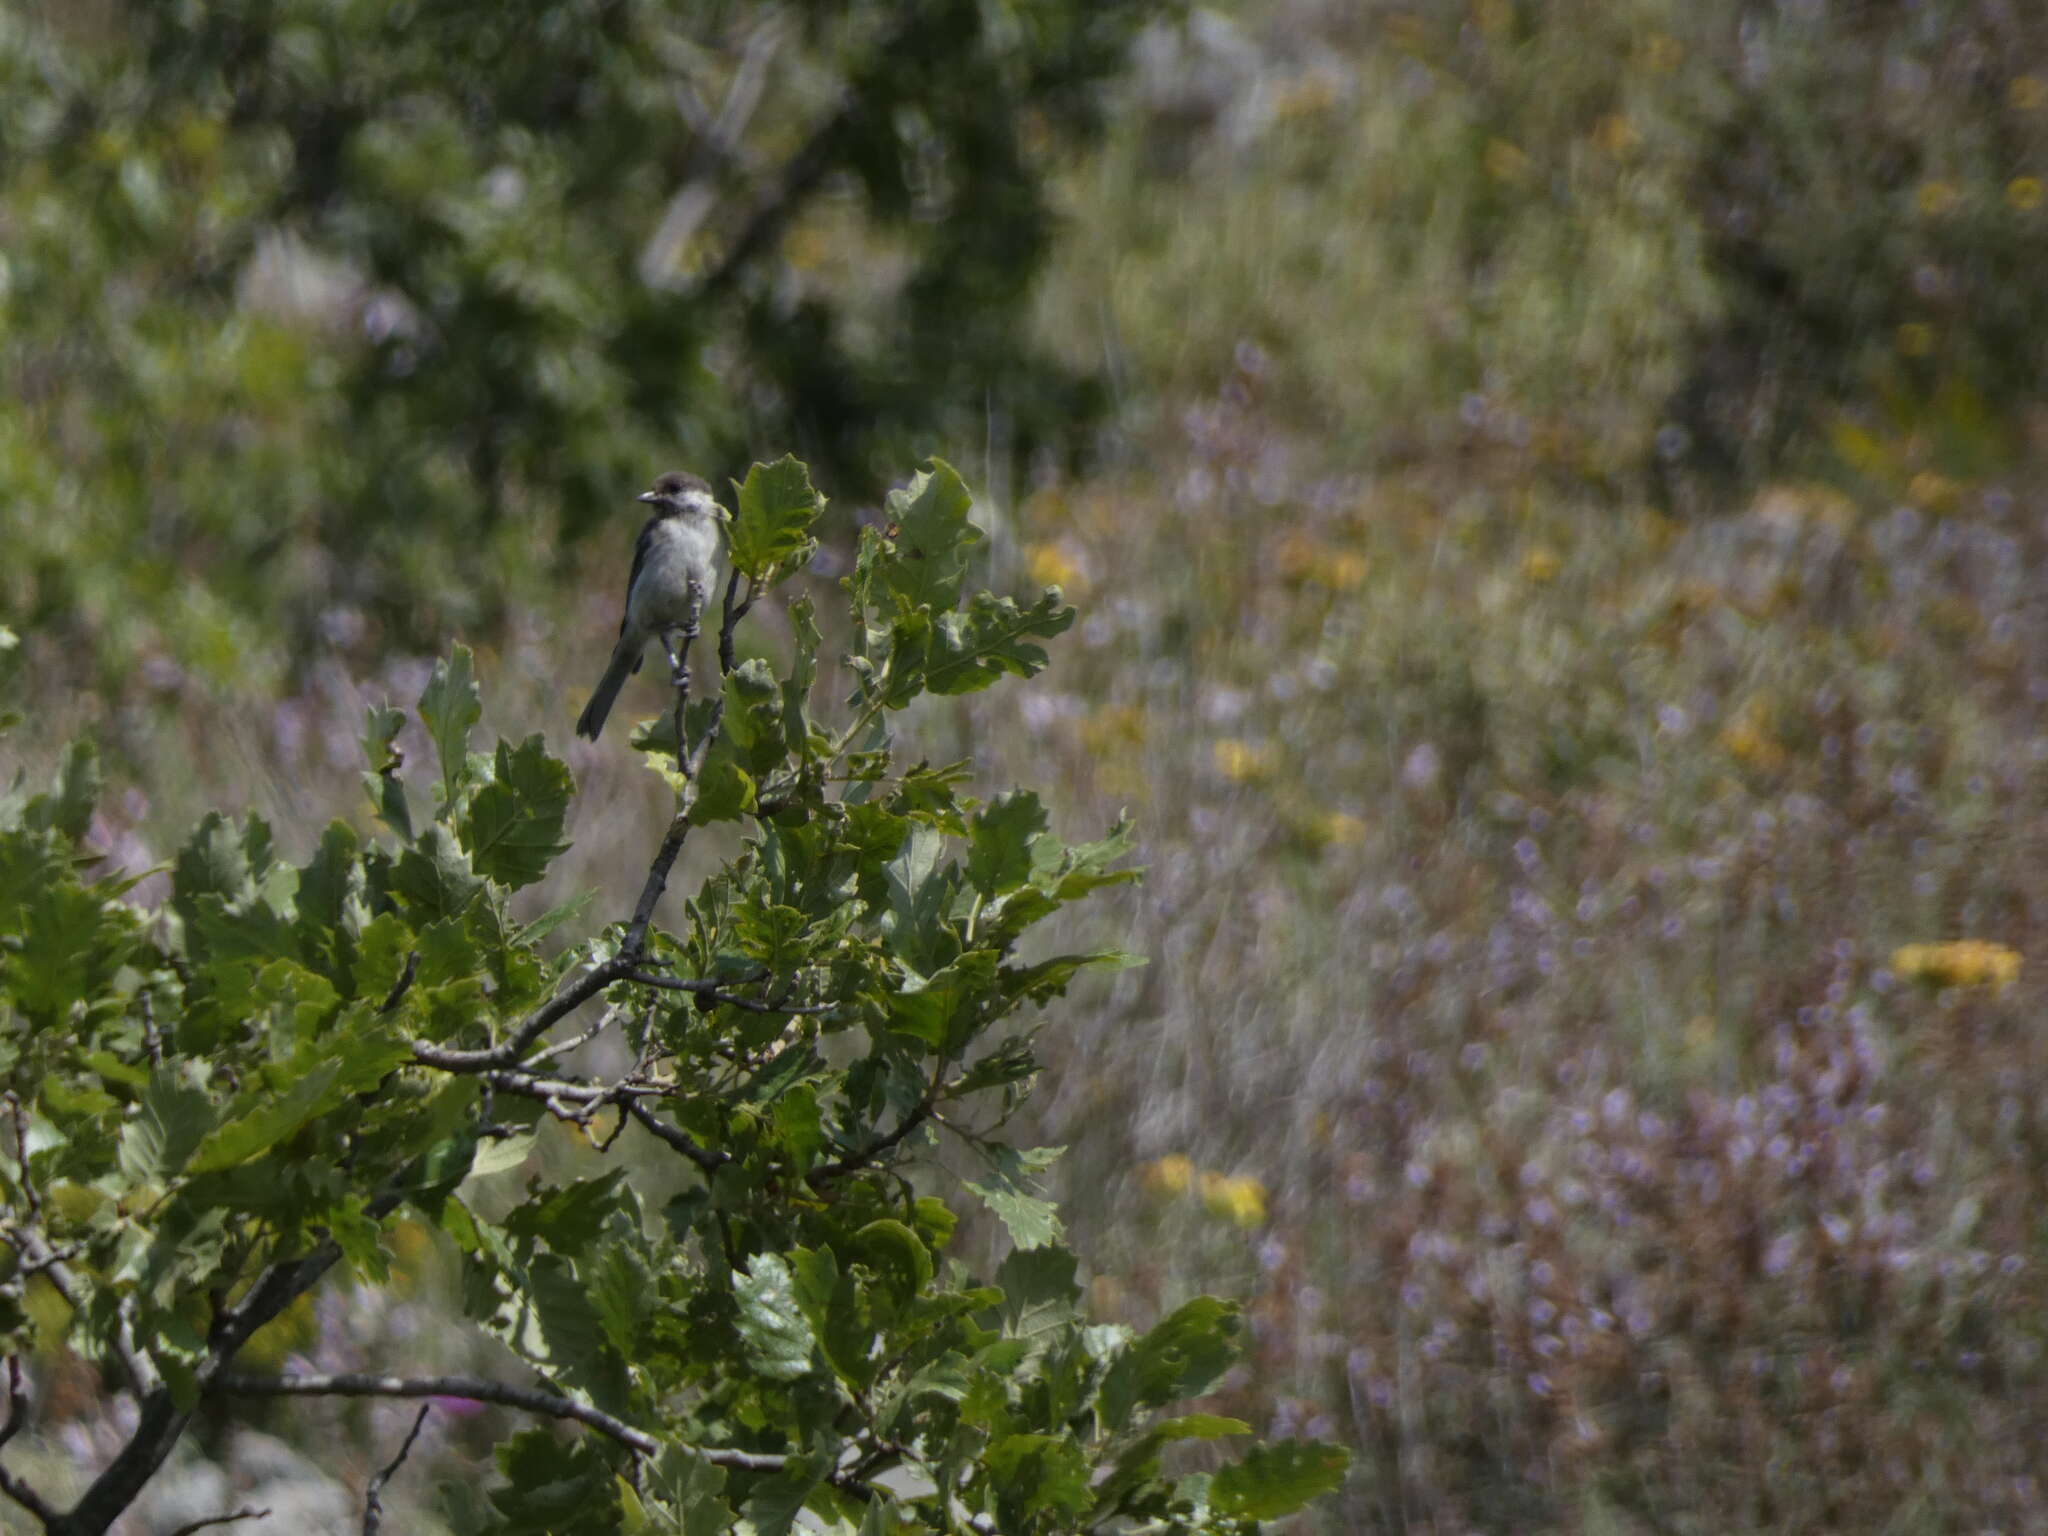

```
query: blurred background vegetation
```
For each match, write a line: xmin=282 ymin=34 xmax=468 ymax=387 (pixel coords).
xmin=9 ymin=0 xmax=2048 ymax=1529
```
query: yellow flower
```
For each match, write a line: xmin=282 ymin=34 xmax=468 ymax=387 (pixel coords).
xmin=1025 ymin=540 xmax=1084 ymax=593
xmin=1485 ymin=138 xmax=1531 ymax=183
xmin=2007 ymin=176 xmax=2044 ymax=212
xmin=1200 ymin=1172 xmax=1269 ymax=1229
xmin=1319 ymin=811 xmax=1369 ymax=847
xmin=1896 ymin=322 xmax=1936 ymax=357
xmin=1520 ymin=545 xmax=1562 ymax=584
xmin=2011 ymin=75 xmax=2047 ymax=112
xmin=1142 ymin=1154 xmax=1196 ymax=1198
xmin=1892 ymin=940 xmax=2021 ymax=992
xmin=1080 ymin=704 xmax=1147 ymax=755
xmin=1214 ymin=738 xmax=1277 ymax=783
xmin=1719 ymin=699 xmax=1788 ymax=774
xmin=1916 ymin=181 xmax=1960 ymax=217
xmin=1906 ymin=471 xmax=1960 ymax=512
xmin=1592 ymin=114 xmax=1640 ymax=157
xmin=1277 ymin=532 xmax=1371 ymax=591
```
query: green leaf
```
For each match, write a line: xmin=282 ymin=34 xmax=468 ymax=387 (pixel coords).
xmin=721 ymin=658 xmax=786 ymax=774
xmin=965 ymin=1144 xmax=1064 ymax=1250
xmin=460 ymin=735 xmax=572 ymax=889
xmin=643 ymin=1449 xmax=734 ymax=1536
xmin=924 ymin=588 xmax=1075 ymax=697
xmin=967 ymin=791 xmax=1048 ymax=897
xmin=117 ymin=1069 xmax=217 ymax=1185
xmin=852 ymin=1218 xmax=934 ymax=1302
xmin=24 ymin=740 xmax=100 ymax=843
xmin=735 ymin=1252 xmax=815 ymax=1382
xmin=467 ymin=1130 xmax=538 ymax=1178
xmin=172 ymin=812 xmax=253 ymax=916
xmin=883 ymin=823 xmax=953 ymax=972
xmin=1100 ymin=1298 xmax=1244 ymax=1425
xmin=512 ymin=890 xmax=594 ymax=947
xmin=688 ymin=755 xmax=757 ymax=824
xmin=419 ymin=643 xmax=481 ymax=809
xmin=881 ymin=460 xmax=980 ymax=612
xmin=391 ymin=825 xmax=483 ymax=921
xmin=994 ymin=1245 xmax=1081 ymax=1341
xmin=782 ymin=593 xmax=821 ymax=753
xmin=741 ymin=1455 xmax=829 ymax=1536
xmin=295 ymin=821 xmax=363 ymax=934
xmin=984 ymin=1432 xmax=1092 ymax=1519
xmin=505 ymin=1169 xmax=630 ymax=1254
xmin=187 ymin=1061 xmax=343 ymax=1174
xmin=729 ymin=455 xmax=824 ymax=582
xmin=530 ymin=1254 xmax=631 ymax=1411
xmin=361 ymin=703 xmax=413 ymax=840
xmin=1209 ymin=1439 xmax=1352 ymax=1521
xmin=1093 ymin=1414 xmax=1250 ymax=1513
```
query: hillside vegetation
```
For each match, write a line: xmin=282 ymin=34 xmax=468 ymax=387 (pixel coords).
xmin=8 ymin=0 xmax=2048 ymax=1530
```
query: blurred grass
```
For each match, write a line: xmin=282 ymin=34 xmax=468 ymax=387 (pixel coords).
xmin=15 ymin=0 xmax=2048 ymax=1529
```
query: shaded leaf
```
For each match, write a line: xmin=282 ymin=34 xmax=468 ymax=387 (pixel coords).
xmin=1210 ymin=1439 xmax=1352 ymax=1521
xmin=881 ymin=460 xmax=980 ymax=612
xmin=924 ymin=588 xmax=1075 ymax=697
xmin=461 ymin=735 xmax=572 ymax=889
xmin=729 ymin=455 xmax=824 ymax=582
xmin=418 ymin=643 xmax=481 ymax=809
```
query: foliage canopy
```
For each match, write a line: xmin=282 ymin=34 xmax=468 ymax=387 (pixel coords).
xmin=0 ymin=459 xmax=1344 ymax=1533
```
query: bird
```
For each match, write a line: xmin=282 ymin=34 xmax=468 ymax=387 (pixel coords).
xmin=576 ymin=470 xmax=731 ymax=741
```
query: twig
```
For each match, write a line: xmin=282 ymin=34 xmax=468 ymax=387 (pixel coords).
xmin=412 ymin=954 xmax=641 ymax=1071
xmin=525 ymin=1005 xmax=624 ymax=1065
xmin=6 ymin=1235 xmax=160 ymax=1400
xmin=625 ymin=1099 xmax=730 ymax=1175
xmin=379 ymin=952 xmax=420 ymax=1014
xmin=807 ymin=1097 xmax=937 ymax=1184
xmin=4 ymin=1094 xmax=37 ymax=1224
xmin=139 ymin=991 xmax=164 ymax=1066
xmin=0 ymin=1357 xmax=58 ymax=1524
xmin=212 ymin=1372 xmax=792 ymax=1471
xmin=165 ymin=1508 xmax=270 ymax=1536
xmin=361 ymin=1404 xmax=430 ymax=1536
xmin=623 ymin=971 xmax=833 ymax=1015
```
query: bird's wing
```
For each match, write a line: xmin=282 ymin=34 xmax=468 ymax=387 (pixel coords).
xmin=617 ymin=512 xmax=663 ymax=671
xmin=619 ymin=513 xmax=662 ymax=639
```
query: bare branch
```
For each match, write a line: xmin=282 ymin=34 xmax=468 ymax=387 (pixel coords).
xmin=808 ymin=1097 xmax=937 ymax=1184
xmin=165 ymin=1507 xmax=270 ymax=1536
xmin=0 ymin=1357 xmax=60 ymax=1525
xmin=361 ymin=1404 xmax=430 ymax=1536
xmin=625 ymin=1099 xmax=730 ymax=1176
xmin=5 ymin=1094 xmax=38 ymax=1224
xmin=411 ymin=953 xmax=640 ymax=1072
xmin=378 ymin=951 xmax=420 ymax=1014
xmin=622 ymin=814 xmax=695 ymax=959
xmin=139 ymin=991 xmax=164 ymax=1066
xmin=212 ymin=1372 xmax=794 ymax=1472
xmin=623 ymin=971 xmax=833 ymax=1015
xmin=524 ymin=1004 xmax=624 ymax=1066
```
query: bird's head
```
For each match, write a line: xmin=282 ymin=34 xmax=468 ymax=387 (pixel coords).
xmin=638 ymin=470 xmax=729 ymax=522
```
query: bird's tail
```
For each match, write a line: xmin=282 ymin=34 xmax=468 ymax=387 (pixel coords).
xmin=576 ymin=642 xmax=639 ymax=740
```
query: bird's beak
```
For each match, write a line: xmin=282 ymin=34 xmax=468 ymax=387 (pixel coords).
xmin=637 ymin=491 xmax=660 ymax=504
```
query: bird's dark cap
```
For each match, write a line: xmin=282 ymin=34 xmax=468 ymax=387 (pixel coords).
xmin=639 ymin=470 xmax=712 ymax=503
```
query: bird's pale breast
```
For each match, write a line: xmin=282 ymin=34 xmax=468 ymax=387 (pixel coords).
xmin=628 ymin=514 xmax=722 ymax=630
